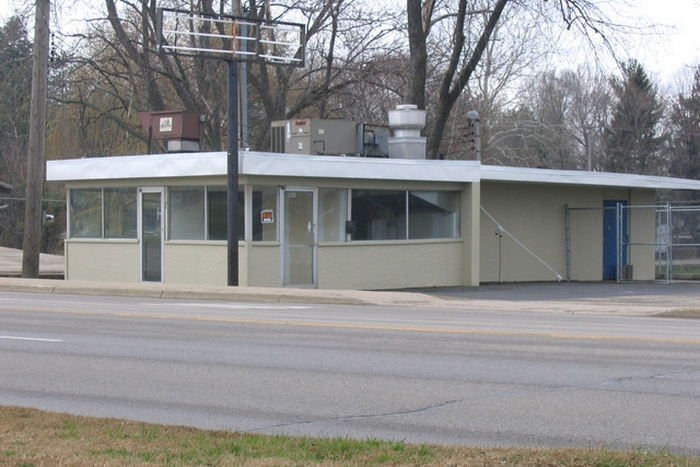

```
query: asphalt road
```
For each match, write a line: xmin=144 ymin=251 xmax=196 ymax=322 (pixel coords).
xmin=1 ymin=291 xmax=699 ymax=454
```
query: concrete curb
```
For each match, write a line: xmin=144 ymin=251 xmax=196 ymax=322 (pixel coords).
xmin=0 ymin=277 xmax=443 ymax=307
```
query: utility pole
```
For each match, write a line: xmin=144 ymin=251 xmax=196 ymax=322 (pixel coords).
xmin=227 ymin=0 xmax=242 ymax=286
xmin=22 ymin=0 xmax=50 ymax=278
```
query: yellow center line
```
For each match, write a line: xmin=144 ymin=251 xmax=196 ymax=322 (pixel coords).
xmin=3 ymin=305 xmax=700 ymax=345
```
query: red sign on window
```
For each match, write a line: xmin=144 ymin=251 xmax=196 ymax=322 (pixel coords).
xmin=260 ymin=209 xmax=274 ymax=224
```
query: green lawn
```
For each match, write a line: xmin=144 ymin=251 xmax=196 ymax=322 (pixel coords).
xmin=2 ymin=406 xmax=699 ymax=466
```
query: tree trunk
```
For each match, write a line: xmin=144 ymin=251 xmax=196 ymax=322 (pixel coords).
xmin=427 ymin=0 xmax=509 ymax=158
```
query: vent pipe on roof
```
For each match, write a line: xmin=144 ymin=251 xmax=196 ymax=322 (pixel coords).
xmin=388 ymin=104 xmax=426 ymax=159
xmin=466 ymin=110 xmax=481 ymax=161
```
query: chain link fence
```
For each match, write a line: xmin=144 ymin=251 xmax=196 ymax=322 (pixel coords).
xmin=655 ymin=203 xmax=700 ymax=281
xmin=0 ymin=196 xmax=66 ymax=254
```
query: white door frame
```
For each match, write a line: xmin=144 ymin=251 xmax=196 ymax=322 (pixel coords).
xmin=138 ymin=187 xmax=165 ymax=282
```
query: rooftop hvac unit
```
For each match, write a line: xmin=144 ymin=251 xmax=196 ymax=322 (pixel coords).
xmin=138 ymin=110 xmax=202 ymax=153
xmin=270 ymin=119 xmax=389 ymax=157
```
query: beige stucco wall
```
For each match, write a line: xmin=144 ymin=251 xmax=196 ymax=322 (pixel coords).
xmin=65 ymin=240 xmax=139 ymax=282
xmin=62 ymin=175 xmax=660 ymax=287
xmin=317 ymin=240 xmax=464 ymax=289
xmin=480 ymin=182 xmax=657 ymax=283
xmin=247 ymin=243 xmax=282 ymax=287
xmin=163 ymin=242 xmax=228 ymax=286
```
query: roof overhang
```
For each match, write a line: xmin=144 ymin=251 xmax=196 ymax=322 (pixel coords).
xmin=46 ymin=151 xmax=480 ymax=184
xmin=480 ymin=165 xmax=700 ymax=191
xmin=46 ymin=151 xmax=700 ymax=191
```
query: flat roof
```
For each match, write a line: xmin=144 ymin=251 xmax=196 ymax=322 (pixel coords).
xmin=46 ymin=151 xmax=480 ymax=184
xmin=46 ymin=151 xmax=700 ymax=191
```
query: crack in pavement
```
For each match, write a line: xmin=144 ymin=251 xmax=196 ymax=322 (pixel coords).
xmin=248 ymin=384 xmax=558 ymax=432
xmin=250 ymin=369 xmax=700 ymax=433
xmin=594 ymin=369 xmax=700 ymax=387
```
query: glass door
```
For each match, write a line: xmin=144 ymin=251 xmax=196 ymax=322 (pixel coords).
xmin=283 ymin=188 xmax=317 ymax=287
xmin=139 ymin=188 xmax=164 ymax=282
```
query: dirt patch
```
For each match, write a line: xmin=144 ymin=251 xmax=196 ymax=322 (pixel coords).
xmin=653 ymin=309 xmax=700 ymax=319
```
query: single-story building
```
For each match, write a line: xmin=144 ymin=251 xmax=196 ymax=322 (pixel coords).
xmin=46 ymin=151 xmax=700 ymax=289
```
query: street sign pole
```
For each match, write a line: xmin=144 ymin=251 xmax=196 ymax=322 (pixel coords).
xmin=227 ymin=60 xmax=239 ymax=286
xmin=156 ymin=7 xmax=305 ymax=287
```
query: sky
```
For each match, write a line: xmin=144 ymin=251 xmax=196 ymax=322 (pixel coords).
xmin=609 ymin=0 xmax=700 ymax=85
xmin=1 ymin=0 xmax=699 ymax=88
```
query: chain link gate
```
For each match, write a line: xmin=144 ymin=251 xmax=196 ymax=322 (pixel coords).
xmin=565 ymin=203 xmax=700 ymax=282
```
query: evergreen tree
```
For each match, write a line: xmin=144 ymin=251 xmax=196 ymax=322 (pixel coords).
xmin=667 ymin=66 xmax=700 ymax=250
xmin=604 ymin=60 xmax=665 ymax=175
xmin=0 ymin=16 xmax=31 ymax=145
xmin=0 ymin=16 xmax=32 ymax=249
xmin=669 ymin=65 xmax=700 ymax=181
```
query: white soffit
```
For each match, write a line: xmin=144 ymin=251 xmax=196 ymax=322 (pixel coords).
xmin=481 ymin=165 xmax=700 ymax=191
xmin=47 ymin=151 xmax=480 ymax=183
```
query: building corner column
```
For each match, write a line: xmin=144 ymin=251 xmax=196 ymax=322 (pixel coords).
xmin=463 ymin=182 xmax=480 ymax=286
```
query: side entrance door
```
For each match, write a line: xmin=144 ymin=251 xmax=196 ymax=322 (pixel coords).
xmin=283 ymin=188 xmax=317 ymax=287
xmin=602 ymin=199 xmax=628 ymax=280
xmin=139 ymin=187 xmax=164 ymax=282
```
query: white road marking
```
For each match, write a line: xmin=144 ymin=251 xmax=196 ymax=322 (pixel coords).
xmin=163 ymin=303 xmax=312 ymax=310
xmin=0 ymin=335 xmax=62 ymax=343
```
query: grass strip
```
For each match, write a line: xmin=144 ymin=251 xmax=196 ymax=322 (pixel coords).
xmin=1 ymin=406 xmax=699 ymax=466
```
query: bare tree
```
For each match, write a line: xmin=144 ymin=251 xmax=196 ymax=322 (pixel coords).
xmin=406 ymin=0 xmax=622 ymax=158
xmin=482 ymin=67 xmax=612 ymax=169
xmin=50 ymin=0 xmax=396 ymax=155
xmin=246 ymin=0 xmax=396 ymax=148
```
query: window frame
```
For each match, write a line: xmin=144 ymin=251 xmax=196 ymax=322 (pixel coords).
xmin=349 ymin=188 xmax=461 ymax=241
xmin=68 ymin=187 xmax=137 ymax=240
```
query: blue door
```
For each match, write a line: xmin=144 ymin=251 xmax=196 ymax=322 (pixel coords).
xmin=603 ymin=200 xmax=628 ymax=279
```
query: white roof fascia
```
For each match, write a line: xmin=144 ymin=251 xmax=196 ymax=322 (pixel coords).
xmin=480 ymin=165 xmax=700 ymax=191
xmin=45 ymin=152 xmax=700 ymax=191
xmin=47 ymin=152 xmax=227 ymax=182
xmin=47 ymin=151 xmax=480 ymax=184
xmin=241 ymin=152 xmax=479 ymax=182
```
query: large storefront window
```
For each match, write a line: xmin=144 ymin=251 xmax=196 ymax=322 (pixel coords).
xmin=318 ymin=188 xmax=347 ymax=242
xmin=351 ymin=189 xmax=460 ymax=241
xmin=70 ymin=188 xmax=102 ymax=238
xmin=351 ymin=190 xmax=406 ymax=240
xmin=207 ymin=187 xmax=228 ymax=241
xmin=104 ymin=188 xmax=137 ymax=238
xmin=408 ymin=191 xmax=460 ymax=239
xmin=169 ymin=187 xmax=205 ymax=240
xmin=168 ymin=186 xmax=243 ymax=241
xmin=70 ymin=188 xmax=138 ymax=239
xmin=252 ymin=186 xmax=278 ymax=241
